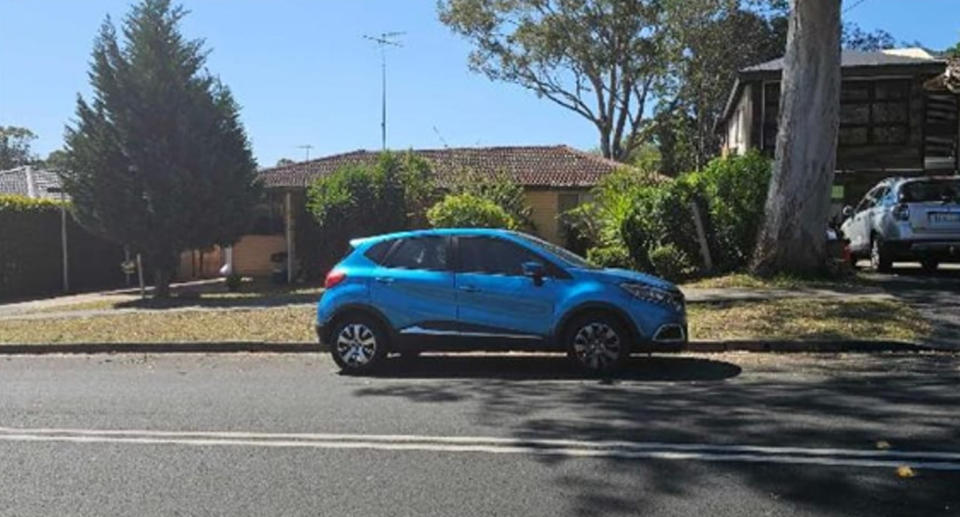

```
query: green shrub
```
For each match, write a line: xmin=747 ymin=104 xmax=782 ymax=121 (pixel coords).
xmin=305 ymin=152 xmax=437 ymax=275
xmin=621 ymin=177 xmax=705 ymax=274
xmin=445 ymin=168 xmax=534 ymax=231
xmin=562 ymin=166 xmax=661 ymax=263
xmin=426 ymin=193 xmax=518 ymax=229
xmin=225 ymin=273 xmax=242 ymax=292
xmin=586 ymin=245 xmax=634 ymax=269
xmin=648 ymin=244 xmax=694 ymax=282
xmin=0 ymin=194 xmax=125 ymax=299
xmin=697 ymin=150 xmax=772 ymax=271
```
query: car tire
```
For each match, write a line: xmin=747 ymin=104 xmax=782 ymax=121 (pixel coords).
xmin=870 ymin=236 xmax=892 ymax=273
xmin=565 ymin=312 xmax=629 ymax=375
xmin=330 ymin=314 xmax=389 ymax=374
xmin=921 ymin=258 xmax=939 ymax=273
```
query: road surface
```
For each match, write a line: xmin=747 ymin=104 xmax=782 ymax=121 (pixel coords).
xmin=1 ymin=352 xmax=958 ymax=516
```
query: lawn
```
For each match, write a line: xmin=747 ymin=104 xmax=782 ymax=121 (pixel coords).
xmin=681 ymin=272 xmax=872 ymax=290
xmin=0 ymin=297 xmax=929 ymax=345
xmin=687 ymin=298 xmax=929 ymax=342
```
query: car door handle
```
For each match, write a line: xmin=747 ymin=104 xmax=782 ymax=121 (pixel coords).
xmin=458 ymin=285 xmax=480 ymax=293
xmin=374 ymin=277 xmax=395 ymax=284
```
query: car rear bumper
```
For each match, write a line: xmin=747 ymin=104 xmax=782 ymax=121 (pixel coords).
xmin=887 ymin=239 xmax=960 ymax=259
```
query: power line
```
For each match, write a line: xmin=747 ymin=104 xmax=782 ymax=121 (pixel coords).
xmin=843 ymin=0 xmax=870 ymax=14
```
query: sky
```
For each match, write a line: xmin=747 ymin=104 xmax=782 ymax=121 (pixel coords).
xmin=1 ymin=0 xmax=958 ymax=167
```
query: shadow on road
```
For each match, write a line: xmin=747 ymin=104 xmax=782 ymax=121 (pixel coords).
xmin=360 ymin=355 xmax=742 ymax=382
xmin=351 ymin=352 xmax=960 ymax=516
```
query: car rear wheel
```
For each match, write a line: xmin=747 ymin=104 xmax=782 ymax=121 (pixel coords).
xmin=871 ymin=237 xmax=892 ymax=273
xmin=330 ymin=315 xmax=388 ymax=374
xmin=566 ymin=313 xmax=629 ymax=375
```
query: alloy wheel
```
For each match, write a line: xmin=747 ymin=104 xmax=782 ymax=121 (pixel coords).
xmin=572 ymin=322 xmax=622 ymax=371
xmin=335 ymin=323 xmax=378 ymax=367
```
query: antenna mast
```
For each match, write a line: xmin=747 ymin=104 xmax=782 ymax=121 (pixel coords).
xmin=296 ymin=144 xmax=314 ymax=161
xmin=363 ymin=31 xmax=405 ymax=150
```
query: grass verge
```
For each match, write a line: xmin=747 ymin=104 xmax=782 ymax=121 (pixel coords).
xmin=0 ymin=298 xmax=930 ymax=345
xmin=682 ymin=272 xmax=871 ymax=291
xmin=687 ymin=298 xmax=930 ymax=342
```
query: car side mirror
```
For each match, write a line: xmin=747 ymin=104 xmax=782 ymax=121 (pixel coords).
xmin=522 ymin=261 xmax=545 ymax=286
xmin=841 ymin=205 xmax=853 ymax=219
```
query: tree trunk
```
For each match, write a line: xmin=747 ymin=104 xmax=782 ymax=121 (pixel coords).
xmin=750 ymin=0 xmax=841 ymax=276
xmin=153 ymin=269 xmax=171 ymax=299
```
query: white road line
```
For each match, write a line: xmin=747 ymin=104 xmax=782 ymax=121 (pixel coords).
xmin=1 ymin=427 xmax=959 ymax=470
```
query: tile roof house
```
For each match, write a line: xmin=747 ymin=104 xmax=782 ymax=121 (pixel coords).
xmin=718 ymin=48 xmax=958 ymax=213
xmin=218 ymin=145 xmax=627 ymax=281
xmin=259 ymin=145 xmax=624 ymax=189
xmin=0 ymin=166 xmax=66 ymax=200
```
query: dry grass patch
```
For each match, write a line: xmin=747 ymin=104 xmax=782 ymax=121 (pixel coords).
xmin=682 ymin=273 xmax=871 ymax=291
xmin=688 ymin=298 xmax=930 ymax=342
xmin=0 ymin=306 xmax=315 ymax=344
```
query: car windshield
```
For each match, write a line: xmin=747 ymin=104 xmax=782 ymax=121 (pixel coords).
xmin=900 ymin=179 xmax=960 ymax=203
xmin=511 ymin=232 xmax=599 ymax=270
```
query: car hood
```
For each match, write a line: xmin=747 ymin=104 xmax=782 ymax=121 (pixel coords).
xmin=578 ymin=267 xmax=677 ymax=291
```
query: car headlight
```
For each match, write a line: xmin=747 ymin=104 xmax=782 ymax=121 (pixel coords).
xmin=620 ymin=282 xmax=684 ymax=312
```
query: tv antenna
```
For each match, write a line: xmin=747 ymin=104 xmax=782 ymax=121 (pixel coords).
xmin=296 ymin=144 xmax=314 ymax=160
xmin=363 ymin=31 xmax=405 ymax=150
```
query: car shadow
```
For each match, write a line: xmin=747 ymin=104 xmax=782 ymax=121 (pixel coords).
xmin=359 ymin=354 xmax=742 ymax=382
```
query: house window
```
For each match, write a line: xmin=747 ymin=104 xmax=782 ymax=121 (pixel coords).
xmin=838 ymin=79 xmax=910 ymax=147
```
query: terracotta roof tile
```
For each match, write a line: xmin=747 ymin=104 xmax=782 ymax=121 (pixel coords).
xmin=259 ymin=145 xmax=627 ymax=189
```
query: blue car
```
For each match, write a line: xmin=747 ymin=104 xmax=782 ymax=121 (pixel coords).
xmin=316 ymin=228 xmax=686 ymax=374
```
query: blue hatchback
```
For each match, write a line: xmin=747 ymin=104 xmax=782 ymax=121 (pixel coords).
xmin=316 ymin=228 xmax=686 ymax=374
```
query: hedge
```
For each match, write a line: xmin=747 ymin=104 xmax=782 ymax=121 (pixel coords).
xmin=0 ymin=194 xmax=126 ymax=300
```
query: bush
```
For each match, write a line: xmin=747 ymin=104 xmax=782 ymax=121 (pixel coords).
xmin=562 ymin=166 xmax=661 ymax=265
xmin=697 ymin=150 xmax=772 ymax=271
xmin=426 ymin=193 xmax=518 ymax=229
xmin=648 ymin=244 xmax=694 ymax=282
xmin=586 ymin=245 xmax=634 ymax=269
xmin=621 ymin=177 xmax=705 ymax=274
xmin=225 ymin=273 xmax=242 ymax=292
xmin=0 ymin=194 xmax=125 ymax=299
xmin=445 ymin=168 xmax=534 ymax=231
xmin=305 ymin=152 xmax=436 ymax=276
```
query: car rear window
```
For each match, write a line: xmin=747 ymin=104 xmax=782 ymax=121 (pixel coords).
xmin=900 ymin=180 xmax=960 ymax=203
xmin=363 ymin=239 xmax=395 ymax=265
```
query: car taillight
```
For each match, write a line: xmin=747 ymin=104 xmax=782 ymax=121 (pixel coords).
xmin=893 ymin=203 xmax=910 ymax=221
xmin=324 ymin=269 xmax=346 ymax=289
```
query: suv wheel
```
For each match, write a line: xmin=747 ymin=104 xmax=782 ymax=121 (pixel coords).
xmin=566 ymin=313 xmax=629 ymax=374
xmin=870 ymin=237 xmax=892 ymax=273
xmin=330 ymin=315 xmax=388 ymax=374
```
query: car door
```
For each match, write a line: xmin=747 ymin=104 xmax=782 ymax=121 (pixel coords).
xmin=846 ymin=187 xmax=880 ymax=252
xmin=368 ymin=236 xmax=458 ymax=337
xmin=454 ymin=235 xmax=561 ymax=346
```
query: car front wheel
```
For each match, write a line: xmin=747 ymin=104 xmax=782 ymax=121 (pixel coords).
xmin=566 ymin=313 xmax=629 ymax=374
xmin=330 ymin=315 xmax=388 ymax=374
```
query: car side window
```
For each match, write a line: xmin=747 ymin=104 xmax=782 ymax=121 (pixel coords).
xmin=364 ymin=239 xmax=396 ymax=264
xmin=382 ymin=237 xmax=448 ymax=271
xmin=459 ymin=237 xmax=544 ymax=276
xmin=856 ymin=187 xmax=880 ymax=213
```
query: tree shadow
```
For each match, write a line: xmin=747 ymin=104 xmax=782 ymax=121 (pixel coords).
xmin=350 ymin=352 xmax=960 ymax=515
xmin=113 ymin=292 xmax=320 ymax=310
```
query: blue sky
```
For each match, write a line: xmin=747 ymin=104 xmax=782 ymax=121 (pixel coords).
xmin=1 ymin=0 xmax=958 ymax=167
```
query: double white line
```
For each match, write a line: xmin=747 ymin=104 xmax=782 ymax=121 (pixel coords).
xmin=2 ymin=426 xmax=959 ymax=471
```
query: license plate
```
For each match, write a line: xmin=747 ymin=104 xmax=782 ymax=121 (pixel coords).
xmin=929 ymin=212 xmax=960 ymax=223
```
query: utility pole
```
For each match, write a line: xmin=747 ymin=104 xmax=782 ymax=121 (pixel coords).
xmin=363 ymin=31 xmax=404 ymax=150
xmin=46 ymin=186 xmax=69 ymax=293
xmin=296 ymin=144 xmax=313 ymax=161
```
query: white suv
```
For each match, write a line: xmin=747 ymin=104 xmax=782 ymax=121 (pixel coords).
xmin=841 ymin=177 xmax=960 ymax=272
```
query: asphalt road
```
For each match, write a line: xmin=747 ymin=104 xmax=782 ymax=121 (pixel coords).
xmin=1 ymin=352 xmax=959 ymax=516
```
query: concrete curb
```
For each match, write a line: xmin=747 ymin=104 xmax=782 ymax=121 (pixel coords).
xmin=0 ymin=340 xmax=939 ymax=355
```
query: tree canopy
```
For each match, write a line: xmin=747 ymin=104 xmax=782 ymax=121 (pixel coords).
xmin=62 ymin=0 xmax=261 ymax=296
xmin=0 ymin=126 xmax=37 ymax=170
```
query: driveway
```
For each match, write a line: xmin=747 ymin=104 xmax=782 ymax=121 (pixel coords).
xmin=857 ymin=263 xmax=960 ymax=350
